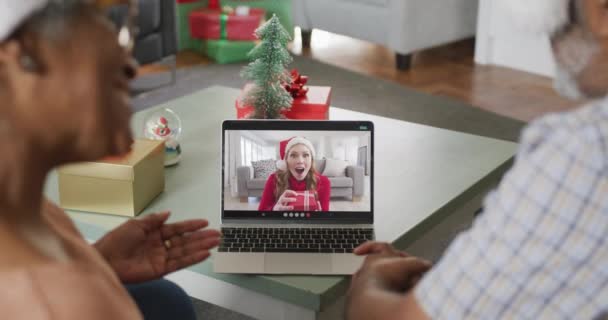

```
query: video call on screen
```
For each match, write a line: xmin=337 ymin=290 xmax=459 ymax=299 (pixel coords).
xmin=223 ymin=130 xmax=371 ymax=213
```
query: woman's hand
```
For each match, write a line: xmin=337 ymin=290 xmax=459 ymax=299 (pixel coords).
xmin=94 ymin=211 xmax=221 ymax=284
xmin=273 ymin=190 xmax=297 ymax=211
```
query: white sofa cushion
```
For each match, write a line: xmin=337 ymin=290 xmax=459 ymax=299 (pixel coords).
xmin=322 ymin=159 xmax=348 ymax=177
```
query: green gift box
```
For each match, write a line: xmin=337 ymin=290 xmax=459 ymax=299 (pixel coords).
xmin=202 ymin=40 xmax=256 ymax=64
xmin=177 ymin=1 xmax=205 ymax=51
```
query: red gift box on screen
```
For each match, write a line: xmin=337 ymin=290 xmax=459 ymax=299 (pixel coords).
xmin=235 ymin=83 xmax=332 ymax=119
xmin=189 ymin=8 xmax=265 ymax=41
xmin=292 ymin=191 xmax=319 ymax=211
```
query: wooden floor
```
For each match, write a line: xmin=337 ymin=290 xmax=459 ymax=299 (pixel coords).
xmin=139 ymin=29 xmax=580 ymax=122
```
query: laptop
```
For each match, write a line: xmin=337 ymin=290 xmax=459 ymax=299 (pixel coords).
xmin=214 ymin=120 xmax=375 ymax=275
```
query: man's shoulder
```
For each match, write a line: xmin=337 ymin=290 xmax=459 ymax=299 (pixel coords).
xmin=520 ymin=99 xmax=608 ymax=154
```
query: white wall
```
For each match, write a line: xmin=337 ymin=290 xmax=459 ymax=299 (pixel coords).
xmin=474 ymin=0 xmax=555 ymax=77
xmin=224 ymin=131 xmax=242 ymax=196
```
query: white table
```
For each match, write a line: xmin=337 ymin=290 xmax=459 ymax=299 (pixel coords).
xmin=45 ymin=86 xmax=518 ymax=320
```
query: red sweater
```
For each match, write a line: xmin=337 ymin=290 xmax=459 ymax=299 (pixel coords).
xmin=258 ymin=173 xmax=331 ymax=211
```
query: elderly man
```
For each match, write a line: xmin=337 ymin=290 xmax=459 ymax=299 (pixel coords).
xmin=347 ymin=0 xmax=608 ymax=319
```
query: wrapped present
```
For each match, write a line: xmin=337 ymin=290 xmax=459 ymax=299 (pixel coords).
xmin=236 ymin=79 xmax=332 ymax=119
xmin=189 ymin=7 xmax=265 ymax=41
xmin=202 ymin=39 xmax=256 ymax=64
xmin=175 ymin=0 xmax=293 ymax=50
xmin=292 ymin=191 xmax=319 ymax=211
xmin=57 ymin=139 xmax=165 ymax=217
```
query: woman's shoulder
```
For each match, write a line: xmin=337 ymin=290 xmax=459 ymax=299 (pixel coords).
xmin=266 ymin=172 xmax=278 ymax=182
xmin=0 ymin=263 xmax=141 ymax=319
xmin=316 ymin=174 xmax=330 ymax=184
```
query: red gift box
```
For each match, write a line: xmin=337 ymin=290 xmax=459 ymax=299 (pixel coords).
xmin=235 ymin=83 xmax=332 ymax=119
xmin=189 ymin=8 xmax=265 ymax=41
xmin=292 ymin=191 xmax=319 ymax=211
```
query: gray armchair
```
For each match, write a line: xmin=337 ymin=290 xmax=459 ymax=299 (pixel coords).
xmin=237 ymin=160 xmax=365 ymax=203
xmin=108 ymin=0 xmax=177 ymax=84
xmin=293 ymin=0 xmax=478 ymax=70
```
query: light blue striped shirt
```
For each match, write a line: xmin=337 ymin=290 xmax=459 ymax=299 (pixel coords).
xmin=416 ymin=98 xmax=608 ymax=319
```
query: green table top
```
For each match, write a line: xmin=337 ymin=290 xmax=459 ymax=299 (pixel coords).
xmin=45 ymin=86 xmax=518 ymax=311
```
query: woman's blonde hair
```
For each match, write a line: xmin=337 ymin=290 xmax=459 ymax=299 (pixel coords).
xmin=275 ymin=150 xmax=318 ymax=200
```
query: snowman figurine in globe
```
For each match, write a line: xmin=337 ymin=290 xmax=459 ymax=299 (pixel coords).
xmin=143 ymin=108 xmax=182 ymax=166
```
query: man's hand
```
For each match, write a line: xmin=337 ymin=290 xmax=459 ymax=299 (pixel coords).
xmin=346 ymin=241 xmax=432 ymax=320
xmin=352 ymin=241 xmax=431 ymax=292
xmin=94 ymin=211 xmax=221 ymax=284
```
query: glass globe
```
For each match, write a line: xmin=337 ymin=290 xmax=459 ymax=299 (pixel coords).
xmin=143 ymin=108 xmax=183 ymax=166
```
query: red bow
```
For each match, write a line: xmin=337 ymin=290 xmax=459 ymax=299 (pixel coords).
xmin=285 ymin=69 xmax=309 ymax=98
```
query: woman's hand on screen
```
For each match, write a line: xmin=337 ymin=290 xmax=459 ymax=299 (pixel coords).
xmin=273 ymin=190 xmax=297 ymax=211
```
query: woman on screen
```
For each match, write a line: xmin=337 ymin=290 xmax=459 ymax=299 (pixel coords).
xmin=258 ymin=137 xmax=330 ymax=211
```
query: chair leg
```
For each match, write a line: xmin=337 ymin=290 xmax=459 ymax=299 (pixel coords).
xmin=396 ymin=53 xmax=412 ymax=70
xmin=301 ymin=29 xmax=312 ymax=48
xmin=161 ymin=55 xmax=177 ymax=86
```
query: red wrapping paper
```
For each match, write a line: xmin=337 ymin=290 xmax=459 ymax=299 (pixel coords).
xmin=235 ymin=83 xmax=331 ymax=119
xmin=189 ymin=8 xmax=265 ymax=41
xmin=292 ymin=191 xmax=318 ymax=211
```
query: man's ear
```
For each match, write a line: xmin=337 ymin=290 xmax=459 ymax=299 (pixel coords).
xmin=583 ymin=0 xmax=608 ymax=38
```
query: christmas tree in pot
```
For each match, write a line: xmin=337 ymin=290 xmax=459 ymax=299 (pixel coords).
xmin=240 ymin=14 xmax=293 ymax=119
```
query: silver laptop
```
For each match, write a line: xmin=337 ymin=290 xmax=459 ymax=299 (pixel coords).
xmin=214 ymin=120 xmax=375 ymax=275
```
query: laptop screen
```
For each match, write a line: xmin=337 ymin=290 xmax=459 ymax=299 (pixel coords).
xmin=222 ymin=120 xmax=373 ymax=223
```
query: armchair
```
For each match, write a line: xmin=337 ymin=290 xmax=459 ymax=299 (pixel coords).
xmin=293 ymin=0 xmax=478 ymax=70
xmin=107 ymin=0 xmax=177 ymax=85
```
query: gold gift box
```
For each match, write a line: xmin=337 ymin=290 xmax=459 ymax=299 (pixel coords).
xmin=58 ymin=139 xmax=165 ymax=217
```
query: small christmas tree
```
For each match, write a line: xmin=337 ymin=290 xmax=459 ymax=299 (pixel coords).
xmin=240 ymin=14 xmax=293 ymax=119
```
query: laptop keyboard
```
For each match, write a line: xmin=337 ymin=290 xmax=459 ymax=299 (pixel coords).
xmin=218 ymin=227 xmax=374 ymax=253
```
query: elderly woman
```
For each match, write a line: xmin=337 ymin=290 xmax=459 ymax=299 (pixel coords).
xmin=0 ymin=1 xmax=220 ymax=319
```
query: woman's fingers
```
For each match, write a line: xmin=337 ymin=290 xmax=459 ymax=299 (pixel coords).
xmin=183 ymin=229 xmax=222 ymax=241
xmin=138 ymin=211 xmax=171 ymax=232
xmin=167 ymin=237 xmax=221 ymax=259
xmin=284 ymin=190 xmax=298 ymax=197
xmin=281 ymin=197 xmax=296 ymax=204
xmin=165 ymin=229 xmax=221 ymax=249
xmin=161 ymin=219 xmax=210 ymax=239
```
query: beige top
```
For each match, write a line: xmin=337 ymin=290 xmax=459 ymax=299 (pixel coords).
xmin=0 ymin=201 xmax=142 ymax=319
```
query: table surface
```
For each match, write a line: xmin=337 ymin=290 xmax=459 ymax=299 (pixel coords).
xmin=44 ymin=86 xmax=518 ymax=312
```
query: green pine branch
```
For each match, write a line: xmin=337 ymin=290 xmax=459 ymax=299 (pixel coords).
xmin=240 ymin=14 xmax=293 ymax=119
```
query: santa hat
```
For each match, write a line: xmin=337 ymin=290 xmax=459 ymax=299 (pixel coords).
xmin=499 ymin=0 xmax=570 ymax=35
xmin=0 ymin=1 xmax=48 ymax=42
xmin=276 ymin=137 xmax=315 ymax=171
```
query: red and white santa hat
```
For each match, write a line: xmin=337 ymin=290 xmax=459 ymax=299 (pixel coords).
xmin=0 ymin=1 xmax=48 ymax=42
xmin=276 ymin=137 xmax=315 ymax=171
xmin=499 ymin=0 xmax=570 ymax=35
